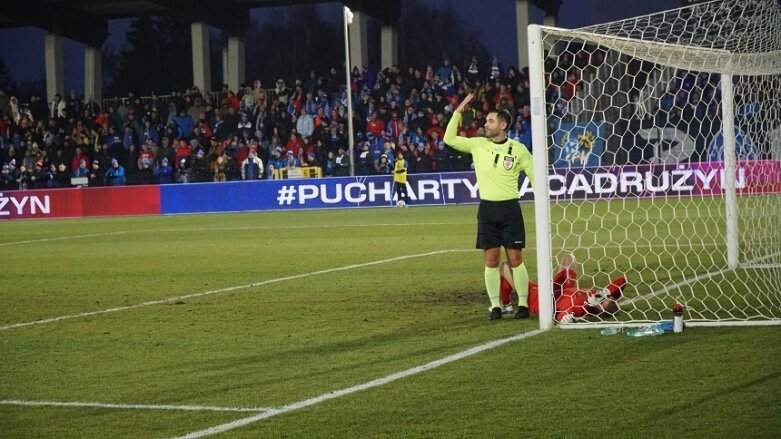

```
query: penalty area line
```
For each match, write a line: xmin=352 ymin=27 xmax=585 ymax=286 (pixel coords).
xmin=0 ymin=249 xmax=472 ymax=332
xmin=0 ymin=231 xmax=128 ymax=247
xmin=171 ymin=329 xmax=546 ymax=439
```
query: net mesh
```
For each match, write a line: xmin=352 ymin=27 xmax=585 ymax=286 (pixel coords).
xmin=535 ymin=0 xmax=781 ymax=326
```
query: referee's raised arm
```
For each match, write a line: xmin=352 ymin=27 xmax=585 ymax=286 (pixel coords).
xmin=443 ymin=93 xmax=475 ymax=153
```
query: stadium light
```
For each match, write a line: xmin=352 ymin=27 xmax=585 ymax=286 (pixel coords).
xmin=343 ymin=6 xmax=355 ymax=176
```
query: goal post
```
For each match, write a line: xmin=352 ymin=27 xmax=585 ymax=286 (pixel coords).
xmin=528 ymin=0 xmax=781 ymax=329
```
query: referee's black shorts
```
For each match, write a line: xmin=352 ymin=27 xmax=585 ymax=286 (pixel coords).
xmin=476 ymin=199 xmax=526 ymax=250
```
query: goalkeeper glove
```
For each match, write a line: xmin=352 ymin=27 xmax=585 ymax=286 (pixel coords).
xmin=586 ymin=289 xmax=611 ymax=307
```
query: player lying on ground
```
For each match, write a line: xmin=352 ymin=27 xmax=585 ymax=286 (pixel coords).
xmin=498 ymin=253 xmax=626 ymax=323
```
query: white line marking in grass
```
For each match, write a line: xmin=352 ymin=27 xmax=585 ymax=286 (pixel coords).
xmin=623 ymin=250 xmax=781 ymax=306
xmin=153 ymin=221 xmax=473 ymax=233
xmin=171 ymin=329 xmax=546 ymax=439
xmin=0 ymin=222 xmax=468 ymax=247
xmin=0 ymin=399 xmax=268 ymax=413
xmin=0 ymin=231 xmax=128 ymax=246
xmin=0 ymin=249 xmax=473 ymax=332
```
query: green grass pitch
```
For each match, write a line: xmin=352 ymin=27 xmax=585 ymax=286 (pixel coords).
xmin=1 ymin=201 xmax=779 ymax=438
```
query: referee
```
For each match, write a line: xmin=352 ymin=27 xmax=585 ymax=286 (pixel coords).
xmin=444 ymin=93 xmax=536 ymax=320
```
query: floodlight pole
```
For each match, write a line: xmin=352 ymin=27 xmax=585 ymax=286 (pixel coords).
xmin=343 ymin=6 xmax=356 ymax=176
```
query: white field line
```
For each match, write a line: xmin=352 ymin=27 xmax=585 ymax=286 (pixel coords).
xmin=0 ymin=231 xmax=128 ymax=246
xmin=171 ymin=329 xmax=546 ymax=439
xmin=623 ymin=249 xmax=781 ymax=306
xmin=0 ymin=399 xmax=268 ymax=413
xmin=0 ymin=223 xmax=468 ymax=247
xmin=150 ymin=222 xmax=473 ymax=233
xmin=0 ymin=249 xmax=472 ymax=332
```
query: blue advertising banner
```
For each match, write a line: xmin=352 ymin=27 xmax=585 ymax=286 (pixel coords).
xmin=552 ymin=121 xmax=605 ymax=168
xmin=6 ymin=162 xmax=779 ymax=219
xmin=159 ymin=173 xmax=488 ymax=214
xmin=160 ymin=160 xmax=780 ymax=214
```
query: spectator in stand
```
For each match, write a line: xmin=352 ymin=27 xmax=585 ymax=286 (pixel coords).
xmin=174 ymin=139 xmax=192 ymax=169
xmin=241 ymin=148 xmax=264 ymax=180
xmin=191 ymin=149 xmax=210 ymax=182
xmin=323 ymin=150 xmax=336 ymax=177
xmin=252 ymin=80 xmax=268 ymax=111
xmin=376 ymin=154 xmax=392 ymax=175
xmin=234 ymin=139 xmax=250 ymax=167
xmin=386 ymin=111 xmax=404 ymax=140
xmin=237 ymin=112 xmax=253 ymax=138
xmin=357 ymin=131 xmax=375 ymax=162
xmin=241 ymin=86 xmax=255 ymax=110
xmin=432 ymin=141 xmax=450 ymax=172
xmin=70 ymin=146 xmax=90 ymax=173
xmin=284 ymin=150 xmax=301 ymax=169
xmin=105 ymin=158 xmax=126 ymax=186
xmin=222 ymin=90 xmax=240 ymax=113
xmin=323 ymin=125 xmax=344 ymax=154
xmin=28 ymin=94 xmax=48 ymax=123
xmin=366 ymin=112 xmax=385 ymax=136
xmin=20 ymin=147 xmax=36 ymax=170
xmin=53 ymin=162 xmax=72 ymax=188
xmin=285 ymin=132 xmax=304 ymax=157
xmin=73 ymin=159 xmax=89 ymax=179
xmin=15 ymin=164 xmax=31 ymax=190
xmin=356 ymin=142 xmax=375 ymax=175
xmin=175 ymin=109 xmax=194 ymax=140
xmin=138 ymin=140 xmax=156 ymax=166
xmin=126 ymin=111 xmax=143 ymax=137
xmin=176 ymin=158 xmax=192 ymax=183
xmin=0 ymin=164 xmax=13 ymax=189
xmin=136 ymin=155 xmax=155 ymax=185
xmin=212 ymin=155 xmax=228 ymax=182
xmin=266 ymin=147 xmax=285 ymax=179
xmin=89 ymin=159 xmax=105 ymax=186
xmin=299 ymin=150 xmax=315 ymax=169
xmin=466 ymin=56 xmax=481 ymax=84
xmin=450 ymin=63 xmax=464 ymax=86
xmin=333 ymin=146 xmax=350 ymax=176
xmin=27 ymin=161 xmax=45 ymax=189
xmin=155 ymin=137 xmax=175 ymax=167
xmin=410 ymin=143 xmax=432 ymax=173
xmin=561 ymin=70 xmax=579 ymax=100
xmin=273 ymin=79 xmax=291 ymax=105
xmin=296 ymin=108 xmax=314 ymax=139
xmin=50 ymin=93 xmax=66 ymax=120
xmin=155 ymin=157 xmax=174 ymax=184
xmin=139 ymin=118 xmax=158 ymax=146
xmin=40 ymin=163 xmax=57 ymax=187
xmin=508 ymin=108 xmax=533 ymax=153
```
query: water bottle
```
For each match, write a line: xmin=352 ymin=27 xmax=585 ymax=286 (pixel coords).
xmin=600 ymin=327 xmax=623 ymax=336
xmin=626 ymin=325 xmax=665 ymax=337
xmin=673 ymin=303 xmax=684 ymax=333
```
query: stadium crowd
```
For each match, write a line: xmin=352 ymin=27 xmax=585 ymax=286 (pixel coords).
xmin=0 ymin=47 xmax=607 ymax=189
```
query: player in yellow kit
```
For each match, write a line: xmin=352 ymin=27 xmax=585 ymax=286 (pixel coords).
xmin=444 ymin=93 xmax=535 ymax=320
xmin=393 ymin=150 xmax=409 ymax=207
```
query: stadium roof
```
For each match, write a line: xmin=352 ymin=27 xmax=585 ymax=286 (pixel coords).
xmin=0 ymin=0 xmax=561 ymax=45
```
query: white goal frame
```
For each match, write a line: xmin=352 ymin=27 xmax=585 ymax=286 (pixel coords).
xmin=528 ymin=0 xmax=781 ymax=330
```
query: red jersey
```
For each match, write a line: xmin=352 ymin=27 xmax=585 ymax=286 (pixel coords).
xmin=499 ymin=268 xmax=624 ymax=322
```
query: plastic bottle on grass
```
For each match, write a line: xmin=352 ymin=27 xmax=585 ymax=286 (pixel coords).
xmin=626 ymin=325 xmax=665 ymax=337
xmin=600 ymin=327 xmax=623 ymax=336
xmin=673 ymin=303 xmax=684 ymax=333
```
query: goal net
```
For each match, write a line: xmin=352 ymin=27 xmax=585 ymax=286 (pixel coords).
xmin=527 ymin=0 xmax=781 ymax=329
